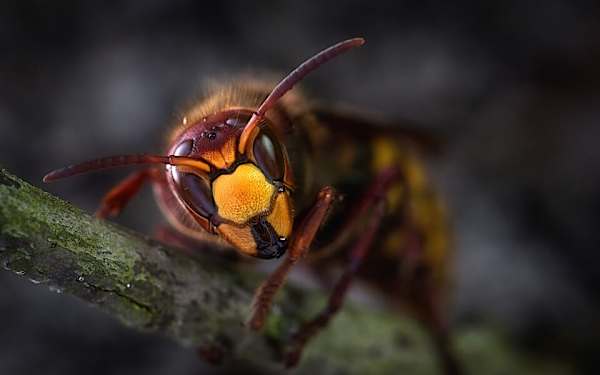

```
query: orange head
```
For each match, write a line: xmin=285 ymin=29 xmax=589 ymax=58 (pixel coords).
xmin=166 ymin=109 xmax=294 ymax=258
xmin=42 ymin=37 xmax=364 ymax=259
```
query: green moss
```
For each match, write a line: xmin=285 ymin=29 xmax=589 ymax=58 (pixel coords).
xmin=299 ymin=305 xmax=437 ymax=375
xmin=0 ymin=170 xmax=143 ymax=291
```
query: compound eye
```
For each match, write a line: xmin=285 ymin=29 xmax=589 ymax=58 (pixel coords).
xmin=174 ymin=139 xmax=193 ymax=156
xmin=171 ymin=139 xmax=215 ymax=218
xmin=252 ymin=131 xmax=284 ymax=181
xmin=177 ymin=172 xmax=216 ymax=218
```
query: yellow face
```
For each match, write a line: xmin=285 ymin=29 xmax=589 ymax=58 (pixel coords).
xmin=213 ymin=163 xmax=292 ymax=257
xmin=169 ymin=111 xmax=294 ymax=259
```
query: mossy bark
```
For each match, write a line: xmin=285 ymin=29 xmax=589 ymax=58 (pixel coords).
xmin=0 ymin=168 xmax=574 ymax=374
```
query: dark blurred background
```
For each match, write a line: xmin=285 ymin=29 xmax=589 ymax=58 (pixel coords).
xmin=1 ymin=1 xmax=599 ymax=374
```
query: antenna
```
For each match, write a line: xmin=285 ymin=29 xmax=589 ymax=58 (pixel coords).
xmin=238 ymin=37 xmax=365 ymax=153
xmin=43 ymin=154 xmax=210 ymax=182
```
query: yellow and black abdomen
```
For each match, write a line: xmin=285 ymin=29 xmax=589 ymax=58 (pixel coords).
xmin=293 ymin=116 xmax=451 ymax=295
xmin=369 ymin=136 xmax=451 ymax=291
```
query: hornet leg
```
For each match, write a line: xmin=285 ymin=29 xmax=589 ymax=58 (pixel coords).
xmin=284 ymin=167 xmax=402 ymax=366
xmin=96 ymin=169 xmax=157 ymax=218
xmin=248 ymin=186 xmax=336 ymax=330
xmin=285 ymin=200 xmax=386 ymax=367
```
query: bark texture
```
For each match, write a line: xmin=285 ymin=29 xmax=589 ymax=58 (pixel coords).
xmin=0 ymin=168 xmax=573 ymax=374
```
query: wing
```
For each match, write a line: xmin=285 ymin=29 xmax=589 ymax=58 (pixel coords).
xmin=311 ymin=105 xmax=447 ymax=155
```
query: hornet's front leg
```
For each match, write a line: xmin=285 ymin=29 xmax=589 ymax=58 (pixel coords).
xmin=96 ymin=169 xmax=158 ymax=218
xmin=285 ymin=200 xmax=387 ymax=367
xmin=248 ymin=186 xmax=336 ymax=331
xmin=284 ymin=167 xmax=401 ymax=367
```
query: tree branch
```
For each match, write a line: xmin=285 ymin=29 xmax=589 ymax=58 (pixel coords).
xmin=0 ymin=168 xmax=572 ymax=374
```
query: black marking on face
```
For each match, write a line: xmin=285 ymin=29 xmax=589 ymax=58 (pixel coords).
xmin=250 ymin=218 xmax=287 ymax=259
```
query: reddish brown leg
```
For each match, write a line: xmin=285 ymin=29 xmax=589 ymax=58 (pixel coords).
xmin=281 ymin=167 xmax=401 ymax=366
xmin=284 ymin=201 xmax=386 ymax=367
xmin=154 ymin=225 xmax=203 ymax=257
xmin=197 ymin=345 xmax=225 ymax=365
xmin=399 ymin=226 xmax=462 ymax=375
xmin=427 ymin=302 xmax=462 ymax=375
xmin=155 ymin=224 xmax=241 ymax=262
xmin=411 ymin=253 xmax=462 ymax=375
xmin=248 ymin=186 xmax=336 ymax=331
xmin=96 ymin=169 xmax=155 ymax=218
xmin=307 ymin=167 xmax=401 ymax=261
